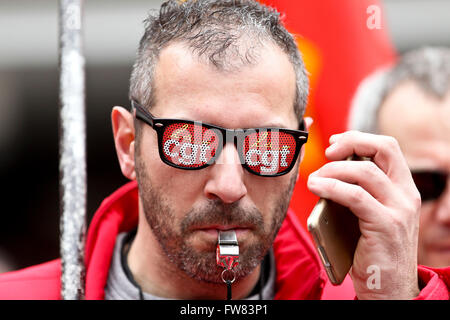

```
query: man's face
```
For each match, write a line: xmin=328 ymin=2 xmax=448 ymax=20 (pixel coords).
xmin=134 ymin=42 xmax=301 ymax=283
xmin=378 ymin=81 xmax=450 ymax=268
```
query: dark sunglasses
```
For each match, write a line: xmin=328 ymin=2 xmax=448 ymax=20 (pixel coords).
xmin=411 ymin=170 xmax=449 ymax=202
xmin=131 ymin=100 xmax=308 ymax=177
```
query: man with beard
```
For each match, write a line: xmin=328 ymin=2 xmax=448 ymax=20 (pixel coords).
xmin=0 ymin=0 xmax=449 ymax=300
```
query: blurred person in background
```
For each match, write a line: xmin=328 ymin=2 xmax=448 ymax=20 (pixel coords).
xmin=322 ymin=46 xmax=450 ymax=301
xmin=349 ymin=47 xmax=450 ymax=268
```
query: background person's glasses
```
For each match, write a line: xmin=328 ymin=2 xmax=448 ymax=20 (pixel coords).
xmin=132 ymin=100 xmax=308 ymax=177
xmin=411 ymin=170 xmax=449 ymax=202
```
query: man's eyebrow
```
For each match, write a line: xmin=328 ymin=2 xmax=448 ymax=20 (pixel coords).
xmin=266 ymin=123 xmax=288 ymax=128
xmin=241 ymin=122 xmax=288 ymax=129
xmin=196 ymin=119 xmax=289 ymax=130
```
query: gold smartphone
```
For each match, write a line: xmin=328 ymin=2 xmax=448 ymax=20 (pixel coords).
xmin=307 ymin=156 xmax=369 ymax=285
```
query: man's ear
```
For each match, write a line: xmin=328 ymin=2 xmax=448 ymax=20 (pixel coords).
xmin=297 ymin=116 xmax=313 ymax=182
xmin=111 ymin=106 xmax=136 ymax=180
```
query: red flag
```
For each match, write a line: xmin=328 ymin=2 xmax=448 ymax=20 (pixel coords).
xmin=260 ymin=0 xmax=397 ymax=228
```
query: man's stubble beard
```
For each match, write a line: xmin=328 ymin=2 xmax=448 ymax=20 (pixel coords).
xmin=135 ymin=154 xmax=298 ymax=284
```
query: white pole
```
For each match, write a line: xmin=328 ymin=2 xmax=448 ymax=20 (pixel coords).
xmin=58 ymin=0 xmax=86 ymax=300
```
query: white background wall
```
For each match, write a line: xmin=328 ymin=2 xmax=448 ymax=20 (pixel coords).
xmin=1 ymin=0 xmax=450 ymax=69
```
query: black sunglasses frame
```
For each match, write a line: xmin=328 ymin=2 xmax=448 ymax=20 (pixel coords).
xmin=131 ymin=100 xmax=308 ymax=177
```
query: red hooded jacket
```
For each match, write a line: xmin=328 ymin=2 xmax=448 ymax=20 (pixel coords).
xmin=0 ymin=181 xmax=449 ymax=300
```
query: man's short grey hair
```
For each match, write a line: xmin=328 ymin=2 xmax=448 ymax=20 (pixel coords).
xmin=348 ymin=47 xmax=450 ymax=133
xmin=129 ymin=0 xmax=308 ymax=121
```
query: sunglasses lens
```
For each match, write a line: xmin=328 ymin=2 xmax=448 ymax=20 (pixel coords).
xmin=242 ymin=130 xmax=297 ymax=176
xmin=412 ymin=171 xmax=447 ymax=202
xmin=158 ymin=121 xmax=303 ymax=175
xmin=161 ymin=122 xmax=220 ymax=168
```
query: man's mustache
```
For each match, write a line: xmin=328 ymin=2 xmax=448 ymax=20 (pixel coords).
xmin=180 ymin=199 xmax=264 ymax=233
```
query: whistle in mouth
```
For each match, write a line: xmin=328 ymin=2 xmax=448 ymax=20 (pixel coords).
xmin=216 ymin=230 xmax=239 ymax=270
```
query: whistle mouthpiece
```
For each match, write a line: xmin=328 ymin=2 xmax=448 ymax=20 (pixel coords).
xmin=216 ymin=230 xmax=239 ymax=271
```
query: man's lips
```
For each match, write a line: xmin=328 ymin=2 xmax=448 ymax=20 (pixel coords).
xmin=192 ymin=226 xmax=252 ymax=238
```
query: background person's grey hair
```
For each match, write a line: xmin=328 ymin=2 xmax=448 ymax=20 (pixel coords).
xmin=129 ymin=0 xmax=309 ymax=125
xmin=348 ymin=47 xmax=450 ymax=133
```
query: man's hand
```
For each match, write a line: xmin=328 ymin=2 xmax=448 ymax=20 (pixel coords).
xmin=307 ymin=131 xmax=421 ymax=300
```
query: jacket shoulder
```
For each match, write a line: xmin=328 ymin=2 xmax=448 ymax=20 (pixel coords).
xmin=0 ymin=259 xmax=61 ymax=300
xmin=273 ymin=209 xmax=327 ymax=300
xmin=415 ymin=265 xmax=450 ymax=300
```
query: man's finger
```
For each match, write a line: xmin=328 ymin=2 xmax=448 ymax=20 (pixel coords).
xmin=326 ymin=131 xmax=414 ymax=189
xmin=311 ymin=160 xmax=399 ymax=205
xmin=307 ymin=175 xmax=385 ymax=222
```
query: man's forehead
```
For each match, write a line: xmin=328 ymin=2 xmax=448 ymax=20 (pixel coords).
xmin=154 ymin=41 xmax=294 ymax=79
xmin=378 ymin=81 xmax=450 ymax=170
xmin=378 ymin=82 xmax=449 ymax=129
xmin=151 ymin=42 xmax=298 ymax=128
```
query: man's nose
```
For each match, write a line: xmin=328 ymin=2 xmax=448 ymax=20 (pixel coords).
xmin=204 ymin=143 xmax=247 ymax=204
xmin=435 ymin=177 xmax=450 ymax=226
